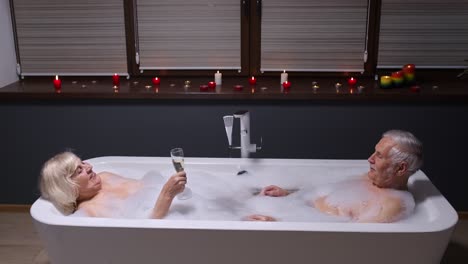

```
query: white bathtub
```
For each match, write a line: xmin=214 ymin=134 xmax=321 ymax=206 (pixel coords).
xmin=31 ymin=157 xmax=458 ymax=264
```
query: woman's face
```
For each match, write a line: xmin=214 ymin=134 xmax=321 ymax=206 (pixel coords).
xmin=72 ymin=161 xmax=102 ymax=201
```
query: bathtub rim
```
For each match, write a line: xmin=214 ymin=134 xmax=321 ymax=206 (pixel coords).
xmin=31 ymin=156 xmax=458 ymax=234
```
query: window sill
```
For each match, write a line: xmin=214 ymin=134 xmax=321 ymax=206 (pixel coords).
xmin=1 ymin=75 xmax=467 ymax=103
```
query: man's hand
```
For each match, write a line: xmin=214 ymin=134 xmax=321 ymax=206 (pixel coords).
xmin=261 ymin=185 xmax=289 ymax=197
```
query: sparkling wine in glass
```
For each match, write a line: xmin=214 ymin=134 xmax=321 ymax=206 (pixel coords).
xmin=170 ymin=148 xmax=192 ymax=200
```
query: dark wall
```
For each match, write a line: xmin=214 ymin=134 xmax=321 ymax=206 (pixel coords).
xmin=1 ymin=100 xmax=467 ymax=210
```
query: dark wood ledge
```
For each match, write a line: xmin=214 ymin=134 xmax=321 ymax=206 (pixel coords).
xmin=1 ymin=73 xmax=467 ymax=103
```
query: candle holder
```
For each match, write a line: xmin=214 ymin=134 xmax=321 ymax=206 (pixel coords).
xmin=357 ymin=85 xmax=365 ymax=94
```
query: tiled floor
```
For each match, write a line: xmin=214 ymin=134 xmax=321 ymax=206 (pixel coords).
xmin=0 ymin=211 xmax=467 ymax=264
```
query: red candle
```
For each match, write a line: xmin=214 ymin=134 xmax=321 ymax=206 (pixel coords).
xmin=152 ymin=77 xmax=160 ymax=85
xmin=112 ymin=74 xmax=120 ymax=86
xmin=53 ymin=75 xmax=61 ymax=90
xmin=249 ymin=76 xmax=257 ymax=85
xmin=403 ymin=64 xmax=415 ymax=74
xmin=402 ymin=64 xmax=416 ymax=83
xmin=391 ymin=71 xmax=404 ymax=87
xmin=208 ymin=81 xmax=216 ymax=89
xmin=199 ymin=84 xmax=209 ymax=91
xmin=410 ymin=85 xmax=421 ymax=93
xmin=282 ymin=81 xmax=291 ymax=89
xmin=348 ymin=77 xmax=357 ymax=86
xmin=234 ymin=84 xmax=244 ymax=91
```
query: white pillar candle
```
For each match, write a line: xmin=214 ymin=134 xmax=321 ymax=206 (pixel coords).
xmin=215 ymin=71 xmax=222 ymax=85
xmin=280 ymin=70 xmax=288 ymax=84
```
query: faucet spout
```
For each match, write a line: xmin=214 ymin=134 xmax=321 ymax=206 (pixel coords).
xmin=229 ymin=110 xmax=260 ymax=158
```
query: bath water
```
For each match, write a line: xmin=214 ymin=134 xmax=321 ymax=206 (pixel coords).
xmin=73 ymin=162 xmax=415 ymax=222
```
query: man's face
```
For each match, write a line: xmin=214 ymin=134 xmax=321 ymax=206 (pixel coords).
xmin=367 ymin=137 xmax=398 ymax=188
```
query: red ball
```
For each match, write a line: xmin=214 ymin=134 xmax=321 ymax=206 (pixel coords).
xmin=249 ymin=77 xmax=257 ymax=85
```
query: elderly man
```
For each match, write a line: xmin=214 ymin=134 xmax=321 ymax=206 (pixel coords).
xmin=248 ymin=130 xmax=423 ymax=223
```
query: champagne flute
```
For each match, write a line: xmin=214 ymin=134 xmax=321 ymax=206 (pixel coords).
xmin=170 ymin=147 xmax=192 ymax=200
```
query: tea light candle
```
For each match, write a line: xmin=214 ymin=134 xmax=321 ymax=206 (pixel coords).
xmin=234 ymin=84 xmax=244 ymax=91
xmin=249 ymin=76 xmax=257 ymax=85
xmin=215 ymin=71 xmax=222 ymax=85
xmin=199 ymin=84 xmax=209 ymax=91
xmin=380 ymin=76 xmax=392 ymax=89
xmin=53 ymin=75 xmax=61 ymax=90
xmin=280 ymin=70 xmax=288 ymax=84
xmin=152 ymin=77 xmax=160 ymax=85
xmin=410 ymin=85 xmax=421 ymax=93
xmin=208 ymin=81 xmax=216 ymax=89
xmin=112 ymin=73 xmax=120 ymax=86
xmin=282 ymin=81 xmax=291 ymax=89
xmin=348 ymin=77 xmax=357 ymax=86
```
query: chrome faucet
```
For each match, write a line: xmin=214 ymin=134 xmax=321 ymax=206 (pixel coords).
xmin=223 ymin=110 xmax=262 ymax=158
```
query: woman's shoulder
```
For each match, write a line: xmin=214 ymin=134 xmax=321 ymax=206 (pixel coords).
xmin=99 ymin=171 xmax=141 ymax=189
xmin=98 ymin=171 xmax=119 ymax=178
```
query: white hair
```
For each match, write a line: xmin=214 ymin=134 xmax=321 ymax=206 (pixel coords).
xmin=383 ymin=130 xmax=423 ymax=177
xmin=39 ymin=152 xmax=81 ymax=215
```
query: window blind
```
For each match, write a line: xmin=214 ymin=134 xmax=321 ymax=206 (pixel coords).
xmin=136 ymin=0 xmax=241 ymax=70
xmin=260 ymin=0 xmax=368 ymax=72
xmin=13 ymin=0 xmax=128 ymax=76
xmin=378 ymin=0 xmax=468 ymax=68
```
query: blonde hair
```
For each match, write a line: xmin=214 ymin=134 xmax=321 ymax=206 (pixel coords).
xmin=39 ymin=152 xmax=81 ymax=215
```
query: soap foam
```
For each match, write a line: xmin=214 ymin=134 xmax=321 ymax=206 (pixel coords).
xmin=73 ymin=164 xmax=415 ymax=222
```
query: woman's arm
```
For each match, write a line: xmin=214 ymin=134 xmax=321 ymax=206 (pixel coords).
xmin=150 ymin=171 xmax=186 ymax=219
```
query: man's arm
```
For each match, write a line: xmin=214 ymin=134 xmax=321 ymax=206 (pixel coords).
xmin=313 ymin=195 xmax=403 ymax=223
xmin=356 ymin=196 xmax=402 ymax=223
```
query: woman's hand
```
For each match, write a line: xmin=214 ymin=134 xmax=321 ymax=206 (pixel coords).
xmin=152 ymin=171 xmax=186 ymax=219
xmin=260 ymin=185 xmax=289 ymax=197
xmin=161 ymin=171 xmax=187 ymax=199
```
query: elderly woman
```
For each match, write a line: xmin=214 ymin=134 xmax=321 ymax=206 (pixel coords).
xmin=249 ymin=129 xmax=423 ymax=223
xmin=39 ymin=151 xmax=186 ymax=218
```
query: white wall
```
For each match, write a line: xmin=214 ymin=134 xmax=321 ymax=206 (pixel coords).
xmin=0 ymin=0 xmax=18 ymax=88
